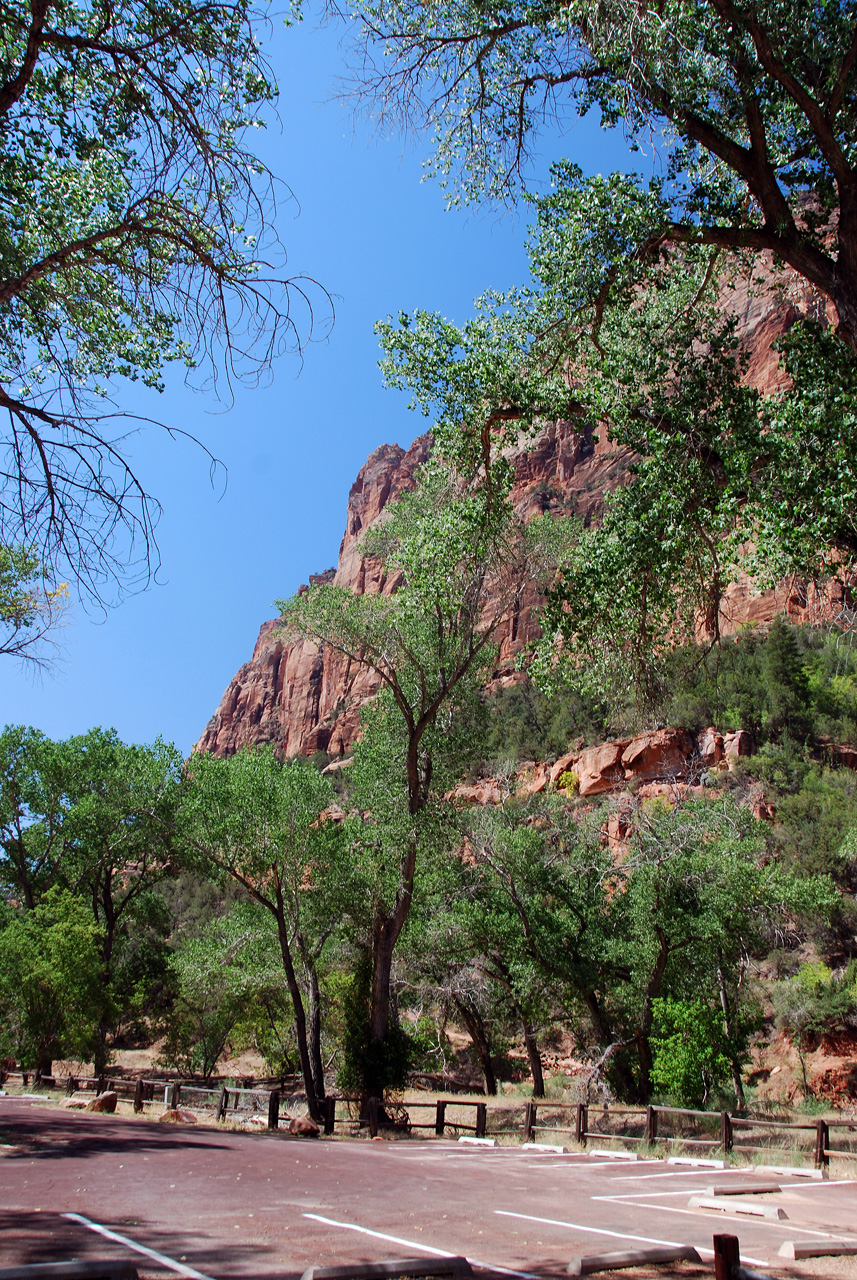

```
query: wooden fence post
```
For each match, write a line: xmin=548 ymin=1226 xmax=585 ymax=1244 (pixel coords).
xmin=367 ymin=1096 xmax=379 ymax=1138
xmin=267 ymin=1089 xmax=280 ymax=1131
xmin=576 ymin=1103 xmax=588 ymax=1147
xmin=324 ymin=1096 xmax=336 ymax=1135
xmin=216 ymin=1087 xmax=228 ymax=1121
xmin=96 ymin=1075 xmax=106 ymax=1096
xmin=133 ymin=1079 xmax=144 ymax=1114
xmin=713 ymin=1234 xmax=740 ymax=1280
xmin=66 ymin=1076 xmax=77 ymax=1097
xmin=435 ymin=1099 xmax=447 ymax=1137
xmin=475 ymin=1102 xmax=487 ymax=1139
xmin=720 ymin=1112 xmax=733 ymax=1154
xmin=815 ymin=1118 xmax=830 ymax=1169
xmin=168 ymin=1082 xmax=181 ymax=1110
xmin=523 ymin=1101 xmax=536 ymax=1142
xmin=645 ymin=1106 xmax=657 ymax=1145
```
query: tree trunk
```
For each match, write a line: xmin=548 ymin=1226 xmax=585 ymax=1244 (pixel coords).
xmin=717 ymin=950 xmax=746 ymax=1110
xmin=369 ymin=837 xmax=417 ymax=1049
xmin=637 ymin=929 xmax=671 ymax=1100
xmin=273 ymin=894 xmax=320 ymax=1122
xmin=521 ymin=1015 xmax=545 ymax=1098
xmin=306 ymin=962 xmax=326 ymax=1102
xmin=453 ymin=997 xmax=497 ymax=1095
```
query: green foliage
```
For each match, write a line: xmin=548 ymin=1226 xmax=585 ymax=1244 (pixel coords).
xmin=343 ymin=0 xmax=857 ymax=711
xmin=343 ymin=0 xmax=857 ymax=358
xmin=336 ymin=952 xmax=416 ymax=1096
xmin=160 ymin=907 xmax=263 ymax=1078
xmin=0 ymin=888 xmax=107 ymax=1069
xmin=0 ymin=546 xmax=66 ymax=662
xmin=0 ymin=722 xmax=183 ymax=1066
xmin=476 ymin=679 xmax=609 ymax=762
xmin=0 ymin=0 xmax=322 ymax=604
xmin=650 ymin=998 xmax=738 ymax=1108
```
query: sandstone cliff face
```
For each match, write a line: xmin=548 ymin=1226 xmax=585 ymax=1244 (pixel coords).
xmin=195 ymin=420 xmax=631 ymax=758
xmin=196 ymin=267 xmax=845 ymax=761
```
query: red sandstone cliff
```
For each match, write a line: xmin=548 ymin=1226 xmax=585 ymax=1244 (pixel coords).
xmin=196 ymin=263 xmax=847 ymax=760
xmin=195 ymin=421 xmax=631 ymax=758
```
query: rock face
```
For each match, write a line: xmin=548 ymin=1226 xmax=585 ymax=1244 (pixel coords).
xmin=621 ymin=728 xmax=696 ymax=783
xmin=196 ymin=267 xmax=849 ymax=763
xmin=196 ymin=421 xmax=631 ymax=759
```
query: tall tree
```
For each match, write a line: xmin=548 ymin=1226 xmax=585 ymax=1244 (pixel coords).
xmin=179 ymin=746 xmax=348 ymax=1120
xmin=279 ymin=457 xmax=557 ymax=1091
xmin=0 ymin=0 xmax=326 ymax=606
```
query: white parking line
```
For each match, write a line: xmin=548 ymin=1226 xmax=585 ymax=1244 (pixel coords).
xmin=494 ymin=1208 xmax=770 ymax=1267
xmin=591 ymin=1190 xmax=719 ymax=1200
xmin=304 ymin=1212 xmax=540 ymax=1278
xmin=62 ymin=1213 xmax=215 ymax=1280
xmin=618 ymin=1201 xmax=842 ymax=1238
xmin=615 ymin=1169 xmax=743 ymax=1181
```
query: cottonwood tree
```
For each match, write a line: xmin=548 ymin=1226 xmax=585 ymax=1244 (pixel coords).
xmin=0 ymin=887 xmax=106 ymax=1078
xmin=340 ymin=0 xmax=857 ymax=704
xmin=179 ymin=747 xmax=349 ymax=1120
xmin=375 ymin=209 xmax=857 ymax=711
xmin=0 ymin=546 xmax=66 ymax=665
xmin=339 ymin=0 xmax=857 ymax=349
xmin=466 ymin=791 xmax=833 ymax=1102
xmin=0 ymin=0 xmax=326 ymax=607
xmin=279 ymin=457 xmax=560 ymax=1094
xmin=0 ymin=725 xmax=183 ymax=1070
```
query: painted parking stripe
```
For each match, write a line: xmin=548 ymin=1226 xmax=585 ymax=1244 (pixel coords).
xmin=616 ymin=1201 xmax=842 ymax=1239
xmin=62 ymin=1213 xmax=215 ymax=1280
xmin=615 ymin=1169 xmax=746 ymax=1181
xmin=494 ymin=1208 xmax=771 ymax=1267
xmin=304 ymin=1212 xmax=540 ymax=1279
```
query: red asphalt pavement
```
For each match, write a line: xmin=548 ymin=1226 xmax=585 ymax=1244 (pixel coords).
xmin=1 ymin=1099 xmax=856 ymax=1279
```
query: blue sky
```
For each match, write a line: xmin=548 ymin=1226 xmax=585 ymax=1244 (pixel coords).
xmin=0 ymin=14 xmax=634 ymax=756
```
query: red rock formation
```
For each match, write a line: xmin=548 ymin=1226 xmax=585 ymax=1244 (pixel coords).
xmin=196 ymin=264 xmax=851 ymax=762
xmin=196 ymin=421 xmax=631 ymax=759
xmin=621 ymin=728 xmax=696 ymax=783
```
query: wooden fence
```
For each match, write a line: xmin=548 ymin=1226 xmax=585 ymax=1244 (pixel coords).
xmin=321 ymin=1095 xmax=856 ymax=1169
xmin=3 ymin=1069 xmax=855 ymax=1168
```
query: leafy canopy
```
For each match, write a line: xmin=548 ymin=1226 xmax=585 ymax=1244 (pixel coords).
xmin=0 ymin=0 xmax=327 ymax=607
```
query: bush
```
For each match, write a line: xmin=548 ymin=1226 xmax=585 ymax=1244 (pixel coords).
xmin=650 ymin=997 xmax=737 ymax=1108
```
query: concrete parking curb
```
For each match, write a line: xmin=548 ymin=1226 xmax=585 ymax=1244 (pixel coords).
xmin=688 ymin=1196 xmax=788 ymax=1220
xmin=301 ymin=1258 xmax=473 ymax=1280
xmin=778 ymin=1241 xmax=857 ymax=1259
xmin=567 ymin=1246 xmax=701 ymax=1275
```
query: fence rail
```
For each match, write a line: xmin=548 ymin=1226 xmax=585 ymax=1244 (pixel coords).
xmin=1 ymin=1068 xmax=852 ymax=1168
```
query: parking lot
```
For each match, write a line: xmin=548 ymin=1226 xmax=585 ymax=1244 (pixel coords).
xmin=1 ymin=1099 xmax=855 ymax=1279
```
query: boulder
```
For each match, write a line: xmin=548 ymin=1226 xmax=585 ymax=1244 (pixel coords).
xmin=517 ymin=762 xmax=550 ymax=795
xmin=697 ymin=726 xmax=724 ymax=766
xmin=724 ymin=729 xmax=754 ymax=768
xmin=621 ymin=728 xmax=695 ymax=782
xmin=575 ymin=741 xmax=630 ymax=796
xmin=85 ymin=1091 xmax=117 ymax=1113
xmin=158 ymin=1108 xmax=197 ymax=1124
xmin=288 ymin=1116 xmax=320 ymax=1138
xmin=59 ymin=1097 xmax=88 ymax=1110
xmin=448 ymin=779 xmax=503 ymax=805
xmin=830 ymin=744 xmax=857 ymax=771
